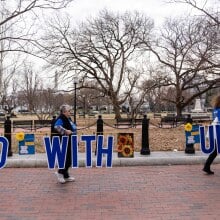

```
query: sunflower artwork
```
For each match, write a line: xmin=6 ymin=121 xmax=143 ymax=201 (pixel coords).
xmin=185 ymin=123 xmax=200 ymax=144
xmin=117 ymin=133 xmax=134 ymax=158
xmin=16 ymin=133 xmax=35 ymax=155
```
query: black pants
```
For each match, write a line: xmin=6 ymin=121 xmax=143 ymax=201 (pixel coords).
xmin=58 ymin=143 xmax=71 ymax=178
xmin=204 ymin=145 xmax=217 ymax=170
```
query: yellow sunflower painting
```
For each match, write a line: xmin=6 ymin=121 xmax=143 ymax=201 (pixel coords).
xmin=15 ymin=132 xmax=25 ymax=141
xmin=121 ymin=145 xmax=134 ymax=157
xmin=184 ymin=123 xmax=192 ymax=132
xmin=117 ymin=133 xmax=134 ymax=158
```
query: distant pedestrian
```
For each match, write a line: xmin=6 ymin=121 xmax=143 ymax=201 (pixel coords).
xmin=203 ymin=95 xmax=220 ymax=175
xmin=54 ymin=104 xmax=77 ymax=183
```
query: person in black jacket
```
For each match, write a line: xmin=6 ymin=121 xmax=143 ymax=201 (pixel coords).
xmin=203 ymin=95 xmax=220 ymax=175
xmin=54 ymin=104 xmax=77 ymax=183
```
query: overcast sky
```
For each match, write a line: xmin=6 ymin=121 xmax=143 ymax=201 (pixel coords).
xmin=65 ymin=0 xmax=217 ymax=27
xmin=34 ymin=0 xmax=219 ymax=89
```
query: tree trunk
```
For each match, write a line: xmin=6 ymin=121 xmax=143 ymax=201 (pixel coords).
xmin=176 ymin=104 xmax=183 ymax=117
xmin=114 ymin=105 xmax=121 ymax=119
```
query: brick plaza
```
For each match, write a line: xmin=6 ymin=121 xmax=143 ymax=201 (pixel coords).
xmin=0 ymin=164 xmax=220 ymax=220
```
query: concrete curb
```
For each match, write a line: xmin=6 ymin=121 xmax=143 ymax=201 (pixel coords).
xmin=4 ymin=151 xmax=220 ymax=168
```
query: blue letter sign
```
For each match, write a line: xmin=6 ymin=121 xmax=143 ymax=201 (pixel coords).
xmin=44 ymin=136 xmax=68 ymax=169
xmin=44 ymin=135 xmax=113 ymax=169
xmin=0 ymin=137 xmax=9 ymax=169
xmin=200 ymin=125 xmax=220 ymax=154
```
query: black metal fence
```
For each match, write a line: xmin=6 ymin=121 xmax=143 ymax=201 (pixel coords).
xmin=3 ymin=115 xmax=150 ymax=157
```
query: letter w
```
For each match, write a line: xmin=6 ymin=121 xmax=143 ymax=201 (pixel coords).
xmin=44 ymin=136 xmax=68 ymax=169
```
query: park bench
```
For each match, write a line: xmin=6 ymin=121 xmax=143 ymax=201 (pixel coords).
xmin=160 ymin=114 xmax=211 ymax=127
xmin=191 ymin=115 xmax=212 ymax=123
xmin=134 ymin=118 xmax=143 ymax=127
xmin=12 ymin=120 xmax=33 ymax=131
xmin=176 ymin=116 xmax=187 ymax=124
xmin=115 ymin=118 xmax=143 ymax=127
xmin=153 ymin=113 xmax=161 ymax=118
xmin=88 ymin=112 xmax=96 ymax=118
xmin=78 ymin=112 xmax=85 ymax=118
xmin=12 ymin=119 xmax=53 ymax=131
xmin=0 ymin=117 xmax=5 ymax=122
xmin=33 ymin=120 xmax=52 ymax=130
xmin=160 ymin=116 xmax=177 ymax=128
xmin=115 ymin=118 xmax=133 ymax=127
xmin=0 ymin=117 xmax=5 ymax=127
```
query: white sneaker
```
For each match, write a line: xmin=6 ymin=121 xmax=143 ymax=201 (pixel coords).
xmin=65 ymin=176 xmax=75 ymax=182
xmin=55 ymin=172 xmax=66 ymax=184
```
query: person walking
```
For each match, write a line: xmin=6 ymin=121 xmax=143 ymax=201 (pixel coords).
xmin=203 ymin=95 xmax=220 ymax=175
xmin=54 ymin=104 xmax=77 ymax=183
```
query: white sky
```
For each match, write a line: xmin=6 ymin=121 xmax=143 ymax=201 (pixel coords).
xmin=65 ymin=0 xmax=217 ymax=27
xmin=33 ymin=0 xmax=220 ymax=89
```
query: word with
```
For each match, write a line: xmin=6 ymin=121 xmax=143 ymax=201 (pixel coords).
xmin=44 ymin=135 xmax=114 ymax=169
xmin=200 ymin=125 xmax=220 ymax=154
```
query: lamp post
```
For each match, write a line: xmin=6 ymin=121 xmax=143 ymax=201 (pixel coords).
xmin=73 ymin=76 xmax=79 ymax=124
xmin=83 ymin=95 xmax=86 ymax=118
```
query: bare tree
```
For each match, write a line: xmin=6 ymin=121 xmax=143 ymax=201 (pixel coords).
xmin=16 ymin=63 xmax=62 ymax=119
xmin=43 ymin=10 xmax=154 ymax=118
xmin=0 ymin=0 xmax=73 ymax=99
xmin=0 ymin=0 xmax=73 ymax=57
xmin=17 ymin=63 xmax=42 ymax=112
xmin=141 ymin=16 xmax=220 ymax=116
xmin=0 ymin=0 xmax=72 ymax=27
xmin=33 ymin=88 xmax=73 ymax=119
xmin=0 ymin=53 xmax=27 ymax=113
xmin=170 ymin=0 xmax=220 ymax=65
xmin=170 ymin=0 xmax=220 ymax=25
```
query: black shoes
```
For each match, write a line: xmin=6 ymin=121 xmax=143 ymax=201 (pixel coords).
xmin=203 ymin=167 xmax=214 ymax=175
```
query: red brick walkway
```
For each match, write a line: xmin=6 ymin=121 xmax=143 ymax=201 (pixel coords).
xmin=0 ymin=165 xmax=220 ymax=220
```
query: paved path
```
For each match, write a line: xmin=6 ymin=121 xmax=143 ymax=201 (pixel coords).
xmin=1 ymin=164 xmax=220 ymax=220
xmin=5 ymin=151 xmax=220 ymax=168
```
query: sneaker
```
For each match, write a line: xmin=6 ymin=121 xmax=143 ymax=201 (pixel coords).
xmin=65 ymin=176 xmax=75 ymax=182
xmin=55 ymin=172 xmax=66 ymax=184
xmin=202 ymin=168 xmax=214 ymax=175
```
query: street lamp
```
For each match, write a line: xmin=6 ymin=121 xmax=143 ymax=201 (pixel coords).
xmin=73 ymin=76 xmax=79 ymax=124
xmin=83 ymin=95 xmax=86 ymax=118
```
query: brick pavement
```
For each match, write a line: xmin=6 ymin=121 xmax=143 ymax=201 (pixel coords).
xmin=0 ymin=165 xmax=220 ymax=220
